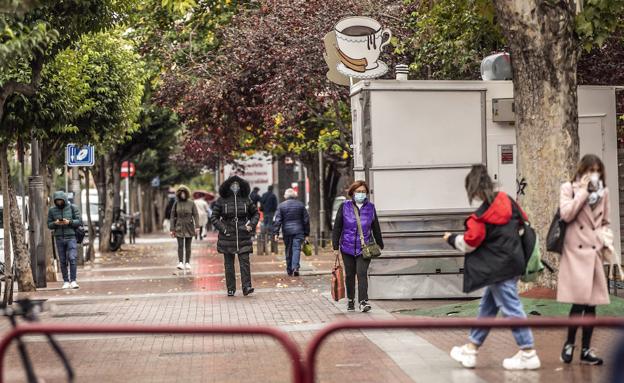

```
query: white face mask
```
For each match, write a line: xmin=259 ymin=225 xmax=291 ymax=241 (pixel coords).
xmin=354 ymin=192 xmax=367 ymax=203
xmin=590 ymin=172 xmax=600 ymax=187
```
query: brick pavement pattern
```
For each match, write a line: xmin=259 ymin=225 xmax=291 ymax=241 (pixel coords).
xmin=0 ymin=233 xmax=620 ymax=382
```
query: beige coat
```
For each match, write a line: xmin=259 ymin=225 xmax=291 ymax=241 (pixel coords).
xmin=556 ymin=181 xmax=610 ymax=306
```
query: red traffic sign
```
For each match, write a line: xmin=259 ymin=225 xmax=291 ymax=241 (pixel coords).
xmin=121 ymin=161 xmax=136 ymax=178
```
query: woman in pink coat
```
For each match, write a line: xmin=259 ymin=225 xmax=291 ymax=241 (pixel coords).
xmin=558 ymin=154 xmax=610 ymax=366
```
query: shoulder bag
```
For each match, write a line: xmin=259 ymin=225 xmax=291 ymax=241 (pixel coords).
xmin=353 ymin=205 xmax=381 ymax=259
xmin=546 ymin=183 xmax=574 ymax=254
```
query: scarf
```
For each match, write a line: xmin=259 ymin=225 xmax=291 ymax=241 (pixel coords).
xmin=588 ymin=180 xmax=605 ymax=208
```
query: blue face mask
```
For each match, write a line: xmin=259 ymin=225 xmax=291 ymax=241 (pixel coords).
xmin=354 ymin=192 xmax=367 ymax=203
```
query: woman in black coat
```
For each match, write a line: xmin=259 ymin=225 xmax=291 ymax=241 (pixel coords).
xmin=210 ymin=175 xmax=260 ymax=297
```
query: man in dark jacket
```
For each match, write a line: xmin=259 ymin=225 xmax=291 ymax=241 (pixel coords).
xmin=249 ymin=187 xmax=261 ymax=207
xmin=259 ymin=185 xmax=278 ymax=232
xmin=47 ymin=191 xmax=82 ymax=289
xmin=273 ymin=188 xmax=310 ymax=276
xmin=210 ymin=175 xmax=260 ymax=297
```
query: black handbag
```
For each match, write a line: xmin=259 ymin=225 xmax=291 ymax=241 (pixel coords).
xmin=546 ymin=209 xmax=566 ymax=253
xmin=546 ymin=183 xmax=574 ymax=254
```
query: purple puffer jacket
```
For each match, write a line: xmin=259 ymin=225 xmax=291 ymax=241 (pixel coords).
xmin=340 ymin=200 xmax=375 ymax=257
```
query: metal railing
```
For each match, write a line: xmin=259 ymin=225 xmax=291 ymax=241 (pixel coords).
xmin=0 ymin=323 xmax=305 ymax=383
xmin=2 ymin=317 xmax=624 ymax=383
xmin=304 ymin=316 xmax=624 ymax=383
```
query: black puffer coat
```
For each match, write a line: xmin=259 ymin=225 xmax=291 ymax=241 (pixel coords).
xmin=210 ymin=176 xmax=260 ymax=254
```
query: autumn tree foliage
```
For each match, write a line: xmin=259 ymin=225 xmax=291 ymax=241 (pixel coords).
xmin=157 ymin=0 xmax=409 ymax=232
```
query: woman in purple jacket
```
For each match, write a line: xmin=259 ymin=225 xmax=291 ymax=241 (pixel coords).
xmin=332 ymin=180 xmax=384 ymax=312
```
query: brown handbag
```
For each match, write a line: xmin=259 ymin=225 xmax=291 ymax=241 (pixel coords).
xmin=331 ymin=252 xmax=345 ymax=301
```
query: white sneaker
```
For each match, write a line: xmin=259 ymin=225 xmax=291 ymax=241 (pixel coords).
xmin=62 ymin=282 xmax=71 ymax=289
xmin=70 ymin=281 xmax=79 ymax=289
xmin=185 ymin=263 xmax=191 ymax=270
xmin=177 ymin=262 xmax=184 ymax=270
xmin=503 ymin=350 xmax=541 ymax=370
xmin=450 ymin=344 xmax=477 ymax=368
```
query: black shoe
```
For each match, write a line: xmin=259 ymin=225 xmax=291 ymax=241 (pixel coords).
xmin=293 ymin=270 xmax=300 ymax=277
xmin=227 ymin=290 xmax=235 ymax=297
xmin=560 ymin=343 xmax=574 ymax=364
xmin=359 ymin=300 xmax=371 ymax=313
xmin=581 ymin=348 xmax=603 ymax=365
xmin=243 ymin=287 xmax=254 ymax=296
xmin=347 ymin=300 xmax=355 ymax=311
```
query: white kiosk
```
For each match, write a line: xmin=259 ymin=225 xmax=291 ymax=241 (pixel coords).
xmin=349 ymin=80 xmax=620 ymax=299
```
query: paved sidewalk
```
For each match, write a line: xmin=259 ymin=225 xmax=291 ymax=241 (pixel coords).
xmin=1 ymin=233 xmax=620 ymax=382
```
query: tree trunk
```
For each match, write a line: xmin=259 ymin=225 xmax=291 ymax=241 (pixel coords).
xmin=494 ymin=1 xmax=579 ymax=288
xmin=303 ymin=156 xmax=320 ymax=242
xmin=83 ymin=168 xmax=95 ymax=262
xmin=40 ymin=151 xmax=56 ymax=282
xmin=0 ymin=143 xmax=12 ymax=288
xmin=99 ymin=155 xmax=115 ymax=252
xmin=9 ymin=183 xmax=35 ymax=291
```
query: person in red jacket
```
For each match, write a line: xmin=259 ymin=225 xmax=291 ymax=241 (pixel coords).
xmin=443 ymin=165 xmax=540 ymax=371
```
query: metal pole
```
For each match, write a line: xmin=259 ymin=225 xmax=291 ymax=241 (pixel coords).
xmin=64 ymin=164 xmax=68 ymax=193
xmin=28 ymin=137 xmax=46 ymax=287
xmin=318 ymin=151 xmax=325 ymax=248
xmin=71 ymin=167 xmax=84 ymax=265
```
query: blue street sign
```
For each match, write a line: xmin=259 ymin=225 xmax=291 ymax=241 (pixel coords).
xmin=66 ymin=144 xmax=95 ymax=167
xmin=151 ymin=176 xmax=161 ymax=188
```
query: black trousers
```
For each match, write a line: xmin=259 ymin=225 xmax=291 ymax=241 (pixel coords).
xmin=566 ymin=304 xmax=597 ymax=349
xmin=342 ymin=254 xmax=371 ymax=302
xmin=224 ymin=253 xmax=252 ymax=292
xmin=177 ymin=237 xmax=192 ymax=263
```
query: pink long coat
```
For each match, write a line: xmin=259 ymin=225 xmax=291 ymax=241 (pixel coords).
xmin=556 ymin=181 xmax=610 ymax=306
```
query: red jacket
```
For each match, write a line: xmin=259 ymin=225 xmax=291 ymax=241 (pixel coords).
xmin=448 ymin=192 xmax=527 ymax=293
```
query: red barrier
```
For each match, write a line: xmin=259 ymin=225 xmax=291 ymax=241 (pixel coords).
xmin=304 ymin=316 xmax=624 ymax=383
xmin=0 ymin=323 xmax=305 ymax=383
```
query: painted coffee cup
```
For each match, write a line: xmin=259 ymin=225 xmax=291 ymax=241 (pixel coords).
xmin=334 ymin=16 xmax=392 ymax=72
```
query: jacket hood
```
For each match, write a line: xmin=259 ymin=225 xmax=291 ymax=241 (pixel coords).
xmin=53 ymin=191 xmax=68 ymax=204
xmin=219 ymin=175 xmax=251 ymax=198
xmin=176 ymin=185 xmax=192 ymax=199
xmin=473 ymin=192 xmax=512 ymax=225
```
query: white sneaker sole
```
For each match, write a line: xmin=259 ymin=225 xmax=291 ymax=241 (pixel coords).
xmin=450 ymin=348 xmax=476 ymax=369
xmin=502 ymin=359 xmax=541 ymax=370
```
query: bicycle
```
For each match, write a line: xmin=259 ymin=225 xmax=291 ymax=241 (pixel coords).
xmin=2 ymin=299 xmax=74 ymax=383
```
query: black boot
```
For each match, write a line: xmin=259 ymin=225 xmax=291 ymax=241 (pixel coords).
xmin=560 ymin=343 xmax=574 ymax=364
xmin=243 ymin=287 xmax=255 ymax=296
xmin=580 ymin=348 xmax=603 ymax=365
xmin=227 ymin=290 xmax=235 ymax=297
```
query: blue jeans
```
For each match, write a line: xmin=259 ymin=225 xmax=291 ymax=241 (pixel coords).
xmin=469 ymin=278 xmax=534 ymax=349
xmin=263 ymin=212 xmax=275 ymax=233
xmin=56 ymin=238 xmax=77 ymax=282
xmin=284 ymin=234 xmax=304 ymax=275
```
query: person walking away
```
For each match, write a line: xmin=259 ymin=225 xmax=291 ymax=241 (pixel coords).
xmin=194 ymin=197 xmax=210 ymax=240
xmin=444 ymin=164 xmax=540 ymax=370
xmin=163 ymin=191 xmax=176 ymax=232
xmin=558 ymin=154 xmax=611 ymax=366
xmin=332 ymin=181 xmax=384 ymax=313
xmin=273 ymin=188 xmax=310 ymax=276
xmin=260 ymin=185 xmax=278 ymax=233
xmin=170 ymin=185 xmax=200 ymax=270
xmin=250 ymin=187 xmax=261 ymax=207
xmin=210 ymin=176 xmax=260 ymax=297
xmin=47 ymin=191 xmax=83 ymax=289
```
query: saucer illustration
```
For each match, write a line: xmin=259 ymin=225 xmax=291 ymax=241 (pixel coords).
xmin=337 ymin=61 xmax=388 ymax=79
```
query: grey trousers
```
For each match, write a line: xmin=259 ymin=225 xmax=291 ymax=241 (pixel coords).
xmin=224 ymin=253 xmax=251 ymax=292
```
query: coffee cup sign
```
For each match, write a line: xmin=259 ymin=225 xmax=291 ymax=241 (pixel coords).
xmin=334 ymin=16 xmax=391 ymax=79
